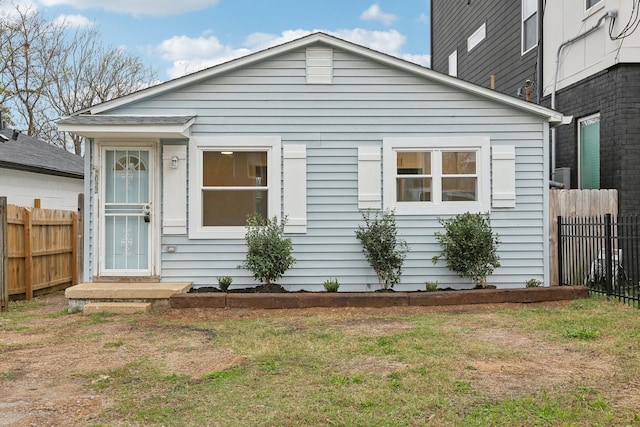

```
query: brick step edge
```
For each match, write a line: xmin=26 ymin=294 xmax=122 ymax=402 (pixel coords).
xmin=170 ymin=286 xmax=590 ymax=309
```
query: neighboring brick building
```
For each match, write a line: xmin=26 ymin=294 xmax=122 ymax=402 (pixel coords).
xmin=431 ymin=0 xmax=640 ymax=214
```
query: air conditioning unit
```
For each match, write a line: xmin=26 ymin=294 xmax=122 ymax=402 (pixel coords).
xmin=554 ymin=167 xmax=571 ymax=189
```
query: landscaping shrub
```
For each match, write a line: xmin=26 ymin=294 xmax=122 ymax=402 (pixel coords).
xmin=323 ymin=278 xmax=340 ymax=292
xmin=217 ymin=276 xmax=232 ymax=291
xmin=355 ymin=210 xmax=409 ymax=289
xmin=432 ymin=212 xmax=500 ymax=288
xmin=241 ymin=214 xmax=295 ymax=285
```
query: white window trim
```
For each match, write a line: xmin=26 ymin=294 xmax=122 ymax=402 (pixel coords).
xmin=383 ymin=137 xmax=490 ymax=216
xmin=188 ymin=136 xmax=281 ymax=239
xmin=521 ymin=0 xmax=538 ymax=55
xmin=467 ymin=23 xmax=486 ymax=52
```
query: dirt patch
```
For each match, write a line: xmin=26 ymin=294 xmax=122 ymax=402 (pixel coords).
xmin=0 ymin=292 xmax=624 ymax=426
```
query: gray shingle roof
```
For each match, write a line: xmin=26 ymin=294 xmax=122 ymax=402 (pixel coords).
xmin=58 ymin=115 xmax=195 ymax=126
xmin=0 ymin=129 xmax=84 ymax=178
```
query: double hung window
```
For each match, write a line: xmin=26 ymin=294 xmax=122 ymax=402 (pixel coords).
xmin=384 ymin=137 xmax=490 ymax=215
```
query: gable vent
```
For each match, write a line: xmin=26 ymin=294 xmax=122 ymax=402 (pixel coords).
xmin=306 ymin=47 xmax=333 ymax=84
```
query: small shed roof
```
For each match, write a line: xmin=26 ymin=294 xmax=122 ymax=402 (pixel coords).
xmin=0 ymin=129 xmax=84 ymax=178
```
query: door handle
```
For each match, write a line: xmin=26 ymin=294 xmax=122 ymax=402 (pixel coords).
xmin=143 ymin=204 xmax=151 ymax=223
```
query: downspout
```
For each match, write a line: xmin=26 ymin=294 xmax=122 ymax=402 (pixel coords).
xmin=550 ymin=10 xmax=615 ymax=180
xmin=536 ymin=0 xmax=544 ymax=103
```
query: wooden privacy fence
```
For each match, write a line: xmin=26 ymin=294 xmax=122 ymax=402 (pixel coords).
xmin=549 ymin=189 xmax=618 ymax=286
xmin=0 ymin=196 xmax=79 ymax=308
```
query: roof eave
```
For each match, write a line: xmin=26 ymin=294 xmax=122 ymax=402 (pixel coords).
xmin=58 ymin=118 xmax=195 ymax=139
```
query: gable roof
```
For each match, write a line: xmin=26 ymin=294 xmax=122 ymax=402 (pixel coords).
xmin=60 ymin=32 xmax=569 ymax=126
xmin=0 ymin=129 xmax=84 ymax=178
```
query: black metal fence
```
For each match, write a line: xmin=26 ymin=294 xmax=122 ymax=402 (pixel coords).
xmin=558 ymin=214 xmax=640 ymax=308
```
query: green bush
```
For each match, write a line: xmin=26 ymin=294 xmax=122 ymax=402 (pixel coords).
xmin=323 ymin=278 xmax=340 ymax=292
xmin=355 ymin=210 xmax=409 ymax=290
xmin=217 ymin=276 xmax=232 ymax=291
xmin=425 ymin=281 xmax=439 ymax=292
xmin=241 ymin=214 xmax=296 ymax=285
xmin=432 ymin=212 xmax=500 ymax=288
xmin=526 ymin=278 xmax=542 ymax=288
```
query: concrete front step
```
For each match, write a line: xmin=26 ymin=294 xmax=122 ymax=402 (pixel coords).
xmin=83 ymin=302 xmax=151 ymax=315
xmin=65 ymin=282 xmax=192 ymax=313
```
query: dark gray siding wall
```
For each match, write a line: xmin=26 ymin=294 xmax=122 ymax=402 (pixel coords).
xmin=431 ymin=0 xmax=538 ymax=100
xmin=544 ymin=64 xmax=640 ymax=215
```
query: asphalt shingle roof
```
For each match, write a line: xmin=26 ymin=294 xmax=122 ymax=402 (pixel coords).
xmin=0 ymin=129 xmax=84 ymax=178
xmin=58 ymin=115 xmax=195 ymax=126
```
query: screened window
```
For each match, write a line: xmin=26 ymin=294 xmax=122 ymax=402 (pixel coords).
xmin=578 ymin=114 xmax=600 ymax=189
xmin=522 ymin=0 xmax=538 ymax=54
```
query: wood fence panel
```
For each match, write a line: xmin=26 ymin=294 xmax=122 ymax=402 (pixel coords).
xmin=6 ymin=204 xmax=78 ymax=299
xmin=0 ymin=197 xmax=7 ymax=312
xmin=549 ymin=189 xmax=618 ymax=286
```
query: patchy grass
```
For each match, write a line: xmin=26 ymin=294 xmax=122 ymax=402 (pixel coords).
xmin=2 ymin=294 xmax=640 ymax=426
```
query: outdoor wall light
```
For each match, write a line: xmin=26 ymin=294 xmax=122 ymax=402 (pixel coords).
xmin=171 ymin=155 xmax=179 ymax=169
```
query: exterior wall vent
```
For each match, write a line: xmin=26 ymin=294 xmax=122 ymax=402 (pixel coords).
xmin=306 ymin=47 xmax=333 ymax=84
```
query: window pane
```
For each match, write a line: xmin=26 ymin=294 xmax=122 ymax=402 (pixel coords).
xmin=203 ymin=151 xmax=267 ymax=187
xmin=442 ymin=178 xmax=477 ymax=201
xmin=523 ymin=14 xmax=537 ymax=51
xmin=580 ymin=117 xmax=600 ymax=189
xmin=397 ymin=178 xmax=432 ymax=201
xmin=586 ymin=0 xmax=601 ymax=9
xmin=523 ymin=0 xmax=537 ymax=17
xmin=397 ymin=152 xmax=431 ymax=174
xmin=202 ymin=189 xmax=268 ymax=226
xmin=442 ymin=151 xmax=476 ymax=174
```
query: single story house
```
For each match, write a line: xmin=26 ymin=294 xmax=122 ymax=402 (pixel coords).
xmin=0 ymin=128 xmax=84 ymax=211
xmin=58 ymin=32 xmax=568 ymax=290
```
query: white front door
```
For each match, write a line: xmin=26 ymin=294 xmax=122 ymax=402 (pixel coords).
xmin=99 ymin=146 xmax=155 ymax=276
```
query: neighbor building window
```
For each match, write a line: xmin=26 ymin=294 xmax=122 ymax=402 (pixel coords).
xmin=467 ymin=23 xmax=486 ymax=52
xmin=522 ymin=0 xmax=538 ymax=54
xmin=586 ymin=0 xmax=602 ymax=10
xmin=384 ymin=137 xmax=490 ymax=215
xmin=189 ymin=136 xmax=281 ymax=238
xmin=448 ymin=50 xmax=457 ymax=77
xmin=578 ymin=114 xmax=600 ymax=189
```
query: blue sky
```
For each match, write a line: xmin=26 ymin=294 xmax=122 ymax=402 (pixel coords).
xmin=7 ymin=0 xmax=431 ymax=81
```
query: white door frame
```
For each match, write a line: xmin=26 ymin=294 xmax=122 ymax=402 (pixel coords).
xmin=96 ymin=141 xmax=159 ymax=277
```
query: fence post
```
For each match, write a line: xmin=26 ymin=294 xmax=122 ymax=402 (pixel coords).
xmin=0 ymin=197 xmax=7 ymax=312
xmin=23 ymin=208 xmax=33 ymax=300
xmin=604 ymin=213 xmax=613 ymax=297
xmin=557 ymin=216 xmax=564 ymax=286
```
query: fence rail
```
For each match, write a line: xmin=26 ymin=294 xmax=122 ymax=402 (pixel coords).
xmin=0 ymin=199 xmax=79 ymax=307
xmin=558 ymin=214 xmax=640 ymax=308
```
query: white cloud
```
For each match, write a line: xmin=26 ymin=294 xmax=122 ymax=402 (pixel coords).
xmin=53 ymin=14 xmax=93 ymax=28
xmin=416 ymin=13 xmax=429 ymax=24
xmin=360 ymin=4 xmax=397 ymax=26
xmin=37 ymin=0 xmax=219 ymax=17
xmin=157 ymin=34 xmax=251 ymax=79
xmin=157 ymin=28 xmax=430 ymax=79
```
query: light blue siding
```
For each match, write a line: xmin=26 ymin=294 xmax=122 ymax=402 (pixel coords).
xmin=97 ymin=46 xmax=549 ymax=290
